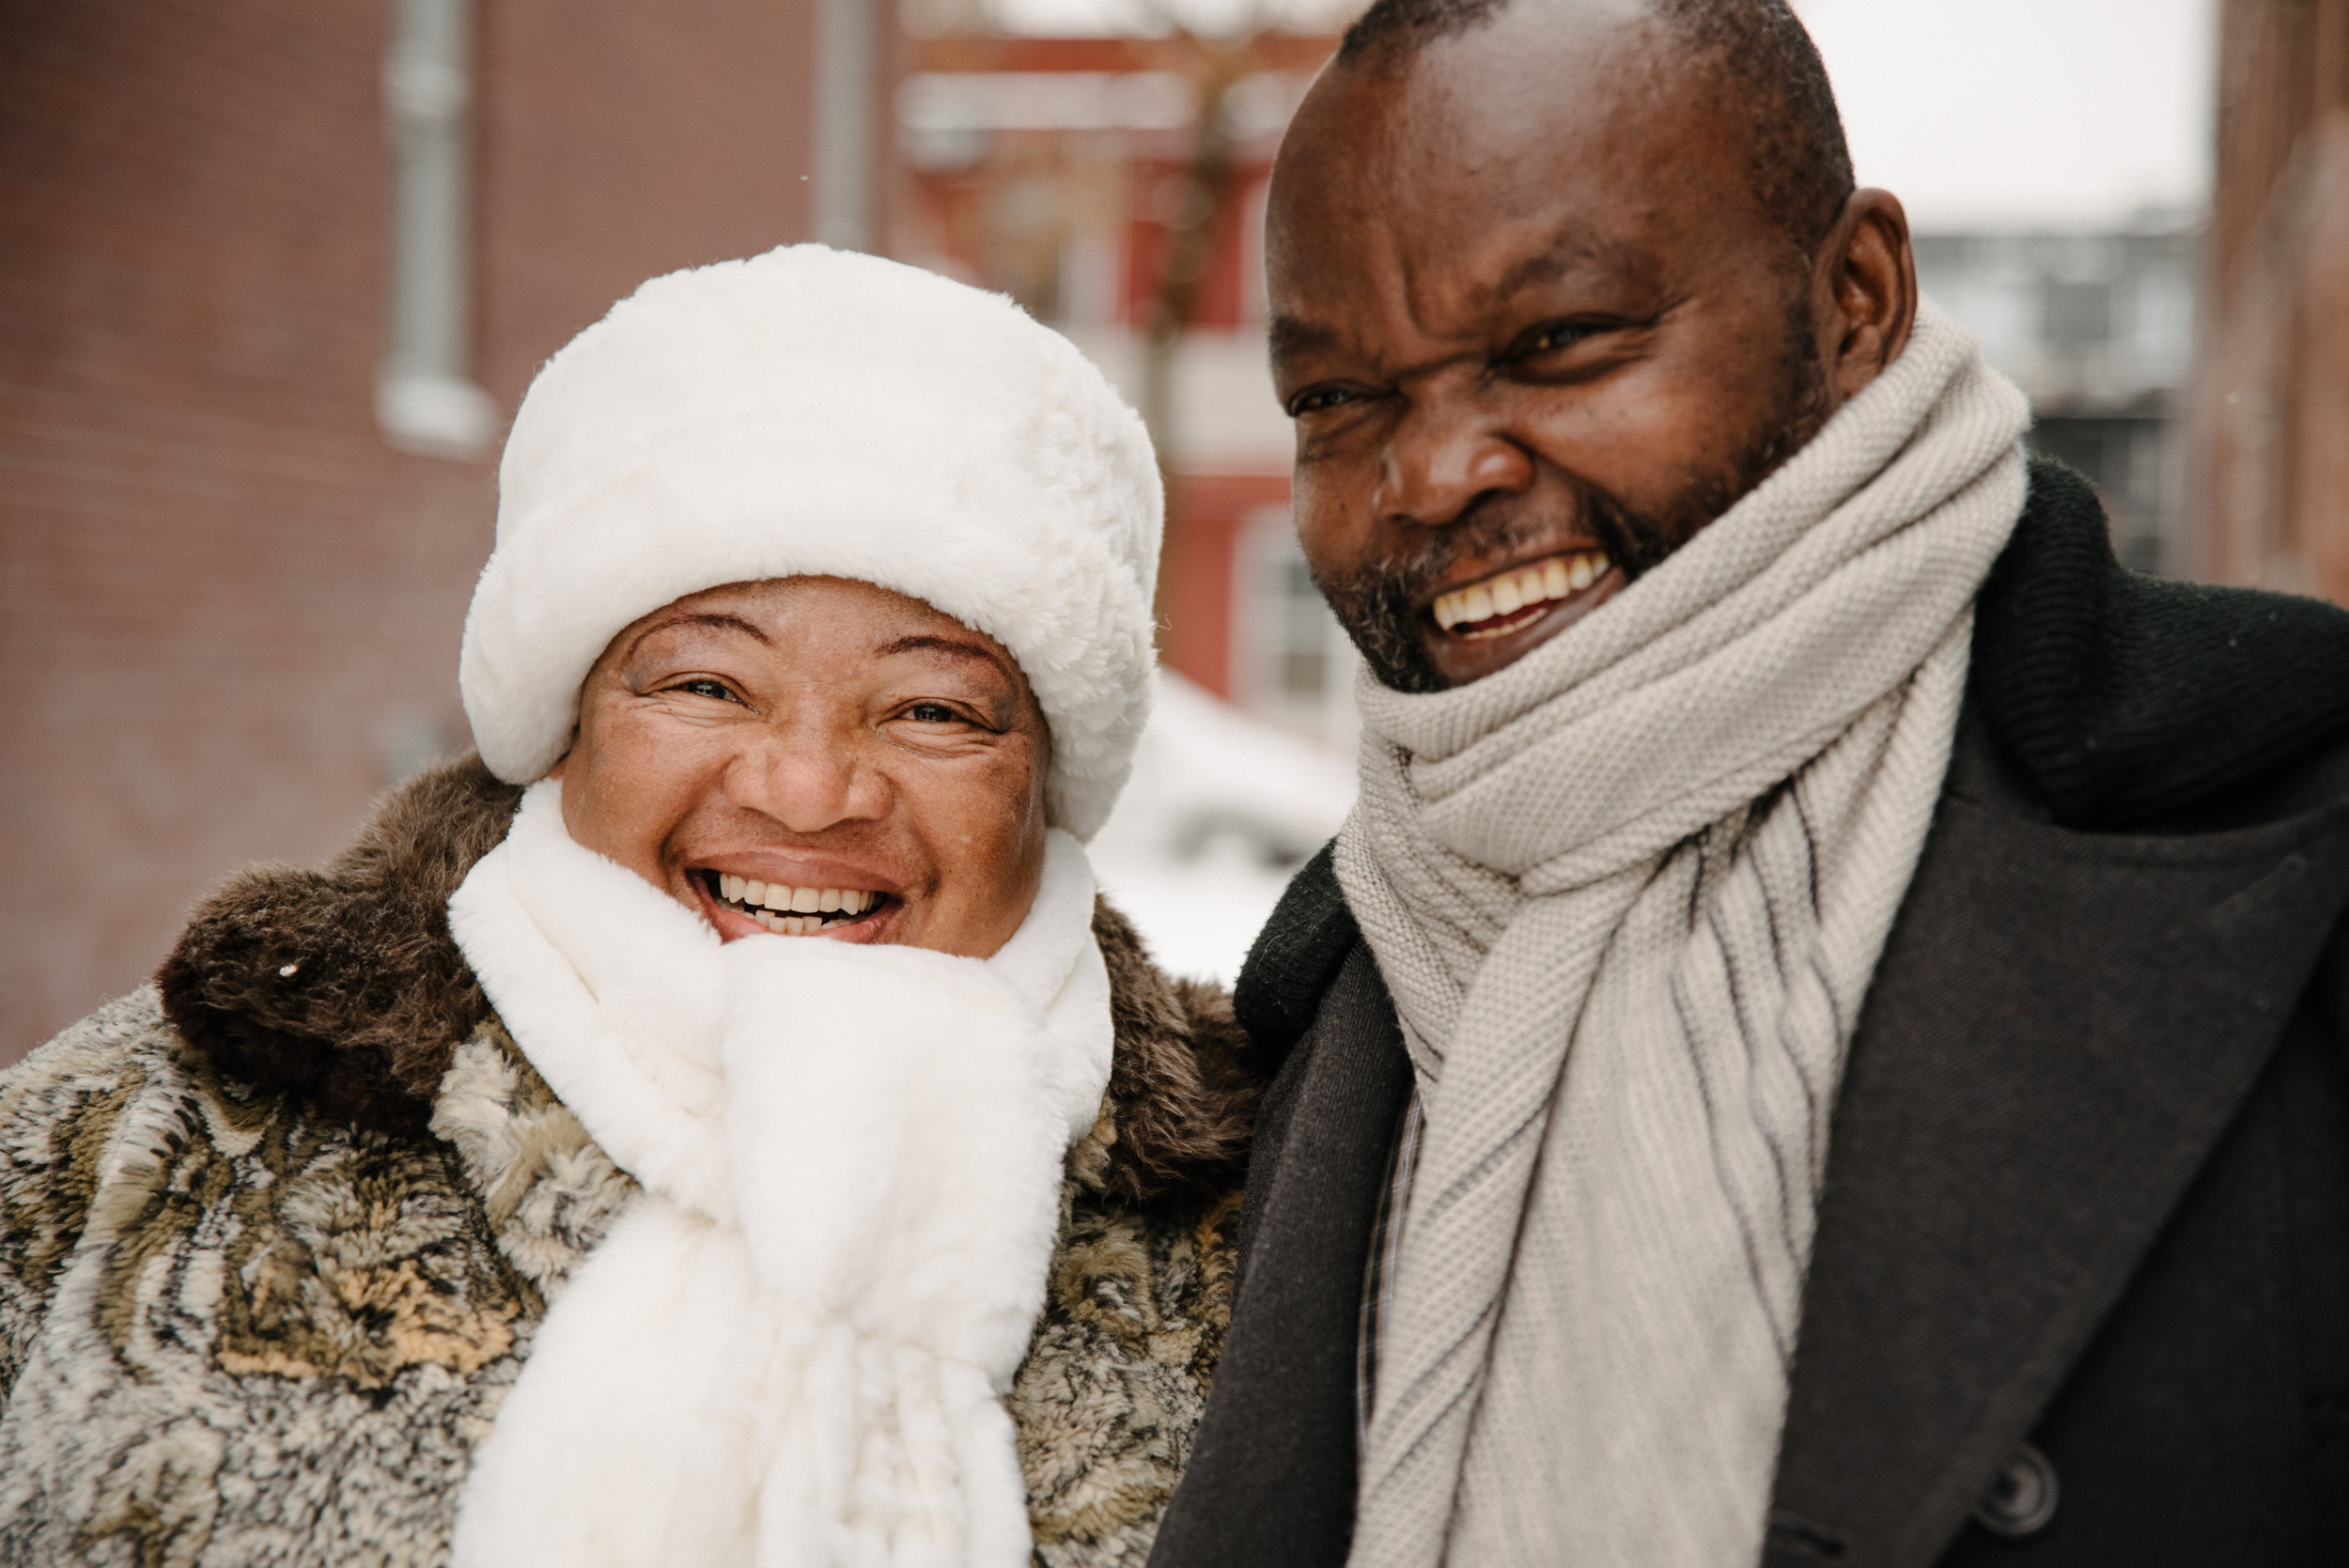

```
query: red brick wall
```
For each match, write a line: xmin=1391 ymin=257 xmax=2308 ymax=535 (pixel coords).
xmin=0 ymin=0 xmax=818 ymax=1062
xmin=1160 ymin=472 xmax=1293 ymax=699
xmin=2193 ymin=0 xmax=2349 ymax=596
xmin=474 ymin=0 xmax=820 ymax=402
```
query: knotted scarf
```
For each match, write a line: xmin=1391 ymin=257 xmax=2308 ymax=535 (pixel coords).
xmin=1338 ymin=303 xmax=2031 ymax=1567
xmin=443 ymin=781 xmax=1112 ymax=1568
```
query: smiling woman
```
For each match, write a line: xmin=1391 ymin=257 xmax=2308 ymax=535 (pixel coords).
xmin=0 ymin=247 xmax=1257 ymax=1568
xmin=557 ymin=578 xmax=1055 ymax=957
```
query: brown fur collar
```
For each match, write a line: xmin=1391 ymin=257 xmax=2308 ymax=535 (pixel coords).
xmin=158 ymin=755 xmax=1259 ymax=1206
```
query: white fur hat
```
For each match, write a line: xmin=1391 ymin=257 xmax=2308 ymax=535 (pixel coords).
xmin=459 ymin=245 xmax=1162 ymax=841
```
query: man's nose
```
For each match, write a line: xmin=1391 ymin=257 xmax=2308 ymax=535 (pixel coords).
xmin=1374 ymin=390 xmax=1533 ymax=530
xmin=727 ymin=725 xmax=887 ymax=833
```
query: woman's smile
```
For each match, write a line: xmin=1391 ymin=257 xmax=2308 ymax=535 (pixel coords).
xmin=558 ymin=575 xmax=1052 ymax=959
xmin=694 ymin=868 xmax=897 ymax=940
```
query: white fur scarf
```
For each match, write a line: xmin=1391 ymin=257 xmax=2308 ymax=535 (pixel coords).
xmin=1339 ymin=303 xmax=2031 ymax=1568
xmin=443 ymin=781 xmax=1113 ymax=1568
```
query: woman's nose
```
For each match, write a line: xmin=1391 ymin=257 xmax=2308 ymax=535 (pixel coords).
xmin=726 ymin=726 xmax=887 ymax=833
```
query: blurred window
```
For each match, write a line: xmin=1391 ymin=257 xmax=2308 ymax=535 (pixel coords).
xmin=2126 ymin=257 xmax=2196 ymax=379
xmin=1273 ymin=552 xmax=1329 ymax=700
xmin=377 ymin=0 xmax=493 ymax=458
xmin=1236 ymin=505 xmax=1357 ymax=742
xmin=2044 ymin=278 xmax=2113 ymax=348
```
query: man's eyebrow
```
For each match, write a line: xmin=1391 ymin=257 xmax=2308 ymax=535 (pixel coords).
xmin=1268 ymin=227 xmax=1635 ymax=367
xmin=1481 ymin=223 xmax=1637 ymax=307
xmin=1269 ymin=314 xmax=1343 ymax=363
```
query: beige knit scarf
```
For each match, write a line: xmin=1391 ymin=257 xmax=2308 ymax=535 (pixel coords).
xmin=1336 ymin=303 xmax=2030 ymax=1568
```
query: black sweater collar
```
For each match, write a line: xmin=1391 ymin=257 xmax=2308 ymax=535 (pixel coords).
xmin=1973 ymin=458 xmax=2349 ymax=828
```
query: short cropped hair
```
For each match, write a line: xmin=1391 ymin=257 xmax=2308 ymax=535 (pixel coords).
xmin=1336 ymin=0 xmax=1857 ymax=253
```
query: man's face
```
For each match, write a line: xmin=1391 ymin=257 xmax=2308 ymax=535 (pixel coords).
xmin=1267 ymin=9 xmax=1833 ymax=691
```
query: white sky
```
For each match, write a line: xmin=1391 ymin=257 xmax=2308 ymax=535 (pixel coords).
xmin=1794 ymin=0 xmax=2216 ymax=229
xmin=986 ymin=0 xmax=2219 ymax=230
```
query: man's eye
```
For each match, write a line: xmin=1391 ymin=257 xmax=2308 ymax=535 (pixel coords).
xmin=1523 ymin=321 xmax=1592 ymax=355
xmin=1286 ymin=385 xmax=1358 ymax=417
xmin=677 ymin=678 xmax=735 ymax=701
xmin=905 ymin=702 xmax=958 ymax=723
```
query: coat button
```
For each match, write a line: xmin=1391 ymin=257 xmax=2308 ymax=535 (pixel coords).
xmin=1971 ymin=1442 xmax=2060 ymax=1537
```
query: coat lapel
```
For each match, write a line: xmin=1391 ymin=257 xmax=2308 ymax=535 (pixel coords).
xmin=1766 ymin=739 xmax=2349 ymax=1566
xmin=1148 ymin=944 xmax=1413 ymax=1568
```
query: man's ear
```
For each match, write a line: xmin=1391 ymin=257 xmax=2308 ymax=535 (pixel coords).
xmin=1811 ymin=188 xmax=1919 ymax=405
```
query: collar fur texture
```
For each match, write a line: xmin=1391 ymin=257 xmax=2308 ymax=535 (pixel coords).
xmin=157 ymin=755 xmax=1257 ymax=1205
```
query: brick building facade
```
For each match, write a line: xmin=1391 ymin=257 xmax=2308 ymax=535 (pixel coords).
xmin=2193 ymin=0 xmax=2349 ymax=597
xmin=0 ymin=0 xmax=839 ymax=1060
xmin=893 ymin=30 xmax=1352 ymax=742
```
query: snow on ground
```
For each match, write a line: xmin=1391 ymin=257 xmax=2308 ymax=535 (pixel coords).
xmin=1088 ymin=674 xmax=1358 ymax=986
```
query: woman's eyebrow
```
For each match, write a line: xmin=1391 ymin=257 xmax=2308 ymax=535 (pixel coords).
xmin=633 ymin=611 xmax=773 ymax=650
xmin=876 ymin=632 xmax=1011 ymax=676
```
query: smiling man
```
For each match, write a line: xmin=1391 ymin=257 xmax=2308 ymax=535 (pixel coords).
xmin=1146 ymin=2 xmax=2349 ymax=1566
xmin=1276 ymin=0 xmax=1866 ymax=694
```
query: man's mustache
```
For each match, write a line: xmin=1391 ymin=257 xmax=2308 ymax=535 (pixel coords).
xmin=1339 ymin=481 xmax=1680 ymax=598
xmin=1311 ymin=480 xmax=1688 ymax=694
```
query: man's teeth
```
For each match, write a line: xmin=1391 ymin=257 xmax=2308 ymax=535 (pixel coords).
xmin=1431 ymin=551 xmax=1611 ymax=633
xmin=715 ymin=874 xmax=879 ymax=936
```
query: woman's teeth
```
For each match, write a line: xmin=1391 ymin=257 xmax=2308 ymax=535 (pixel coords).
xmin=714 ymin=874 xmax=879 ymax=937
xmin=1431 ymin=551 xmax=1611 ymax=638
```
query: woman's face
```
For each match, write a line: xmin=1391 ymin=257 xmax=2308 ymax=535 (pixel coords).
xmin=554 ymin=577 xmax=1052 ymax=959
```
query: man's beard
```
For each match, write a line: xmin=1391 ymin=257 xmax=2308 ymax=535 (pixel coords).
xmin=1315 ymin=296 xmax=1829 ymax=694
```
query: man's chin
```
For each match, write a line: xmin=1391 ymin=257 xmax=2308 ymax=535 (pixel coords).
xmin=1422 ymin=563 xmax=1628 ymax=688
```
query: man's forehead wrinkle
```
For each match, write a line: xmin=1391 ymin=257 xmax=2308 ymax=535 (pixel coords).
xmin=1268 ymin=180 xmax=1433 ymax=376
xmin=1270 ymin=277 xmax=1479 ymax=384
xmin=1469 ymin=221 xmax=1641 ymax=311
xmin=1268 ymin=13 xmax=1690 ymax=377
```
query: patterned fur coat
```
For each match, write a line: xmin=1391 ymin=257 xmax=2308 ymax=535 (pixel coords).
xmin=0 ymin=758 xmax=1260 ymax=1568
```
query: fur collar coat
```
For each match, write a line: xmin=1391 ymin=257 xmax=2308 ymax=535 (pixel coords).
xmin=0 ymin=757 xmax=1260 ymax=1568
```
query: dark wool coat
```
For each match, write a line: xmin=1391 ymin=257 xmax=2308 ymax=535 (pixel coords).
xmin=1149 ymin=461 xmax=2349 ymax=1568
xmin=0 ymin=764 xmax=1263 ymax=1568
